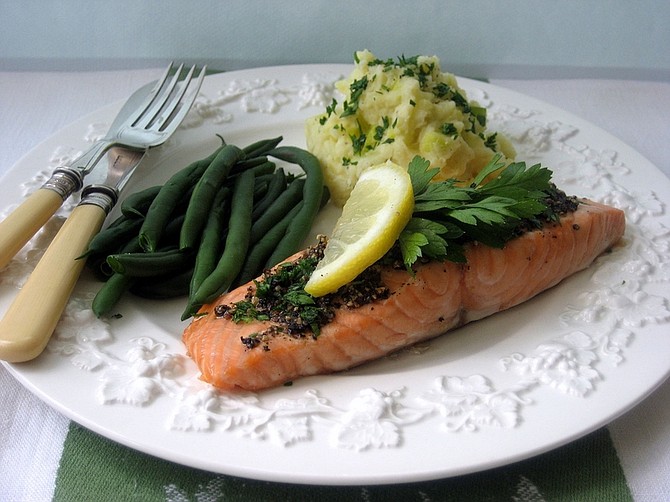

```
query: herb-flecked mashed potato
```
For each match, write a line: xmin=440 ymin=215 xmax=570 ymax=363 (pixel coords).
xmin=305 ymin=50 xmax=515 ymax=206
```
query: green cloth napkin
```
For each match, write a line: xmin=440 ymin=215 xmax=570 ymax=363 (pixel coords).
xmin=53 ymin=423 xmax=632 ymax=501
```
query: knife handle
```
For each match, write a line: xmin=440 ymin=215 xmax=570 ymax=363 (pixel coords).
xmin=0 ymin=168 xmax=83 ymax=270
xmin=0 ymin=203 xmax=106 ymax=362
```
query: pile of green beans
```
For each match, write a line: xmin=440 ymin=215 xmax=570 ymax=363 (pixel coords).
xmin=82 ymin=136 xmax=328 ymax=320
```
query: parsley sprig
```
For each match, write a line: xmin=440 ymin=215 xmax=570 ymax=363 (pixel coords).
xmin=398 ymin=154 xmax=556 ymax=268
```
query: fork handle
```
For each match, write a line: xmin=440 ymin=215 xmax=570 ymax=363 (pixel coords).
xmin=0 ymin=203 xmax=106 ymax=362
xmin=0 ymin=168 xmax=83 ymax=270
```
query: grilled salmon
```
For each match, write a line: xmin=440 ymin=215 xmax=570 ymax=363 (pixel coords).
xmin=183 ymin=199 xmax=625 ymax=391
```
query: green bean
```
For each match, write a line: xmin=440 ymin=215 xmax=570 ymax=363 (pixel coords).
xmin=253 ymin=178 xmax=270 ymax=201
xmin=222 ymin=161 xmax=277 ymax=191
xmin=159 ymin=213 xmax=187 ymax=247
xmin=249 ymin=178 xmax=305 ymax=244
xmin=251 ymin=172 xmax=285 ymax=201
xmin=92 ymin=272 xmax=135 ymax=317
xmin=235 ymin=200 xmax=303 ymax=286
xmin=80 ymin=216 xmax=143 ymax=259
xmin=179 ymin=144 xmax=243 ymax=250
xmin=102 ymin=214 xmax=186 ymax=276
xmin=264 ymin=186 xmax=329 ymax=267
xmin=86 ymin=255 xmax=111 ymax=280
xmin=105 ymin=212 xmax=135 ymax=229
xmin=106 ymin=248 xmax=193 ymax=277
xmin=233 ymin=160 xmax=277 ymax=178
xmin=84 ymin=190 xmax=190 ymax=262
xmin=252 ymin=160 xmax=277 ymax=177
xmin=251 ymin=168 xmax=287 ymax=219
xmin=184 ymin=169 xmax=255 ymax=319
xmin=241 ymin=136 xmax=283 ymax=159
xmin=254 ymin=171 xmax=277 ymax=184
xmin=139 ymin=143 xmax=226 ymax=252
xmin=120 ymin=185 xmax=162 ymax=218
xmin=231 ymin=155 xmax=270 ymax=172
xmin=93 ymin=236 xmax=142 ymax=278
xmin=130 ymin=268 xmax=193 ymax=299
xmin=188 ymin=186 xmax=230 ymax=298
xmin=90 ymin=210 xmax=189 ymax=314
xmin=89 ymin=140 xmax=324 ymax=320
xmin=91 ymin=236 xmax=144 ymax=316
xmin=265 ymin=147 xmax=325 ymax=266
xmin=235 ymin=186 xmax=329 ymax=286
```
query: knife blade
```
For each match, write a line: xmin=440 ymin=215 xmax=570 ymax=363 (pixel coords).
xmin=0 ymin=145 xmax=146 ymax=362
xmin=0 ymin=81 xmax=155 ymax=270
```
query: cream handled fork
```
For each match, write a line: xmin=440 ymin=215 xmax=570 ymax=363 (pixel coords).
xmin=0 ymin=63 xmax=206 ymax=362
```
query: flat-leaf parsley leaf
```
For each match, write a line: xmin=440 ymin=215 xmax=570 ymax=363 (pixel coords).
xmin=397 ymin=154 xmax=574 ymax=269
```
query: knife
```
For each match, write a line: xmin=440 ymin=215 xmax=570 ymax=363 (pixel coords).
xmin=0 ymin=81 xmax=155 ymax=270
xmin=0 ymin=145 xmax=146 ymax=362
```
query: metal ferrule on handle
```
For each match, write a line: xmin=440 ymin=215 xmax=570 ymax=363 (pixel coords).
xmin=79 ymin=184 xmax=119 ymax=214
xmin=0 ymin=167 xmax=85 ymax=270
xmin=41 ymin=166 xmax=84 ymax=199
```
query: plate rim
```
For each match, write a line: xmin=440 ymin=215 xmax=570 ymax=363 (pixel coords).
xmin=2 ymin=63 xmax=670 ymax=485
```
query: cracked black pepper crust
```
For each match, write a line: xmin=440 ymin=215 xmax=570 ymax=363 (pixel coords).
xmin=216 ymin=235 xmax=390 ymax=349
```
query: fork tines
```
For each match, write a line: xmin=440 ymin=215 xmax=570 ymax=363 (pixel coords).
xmin=132 ymin=62 xmax=206 ymax=131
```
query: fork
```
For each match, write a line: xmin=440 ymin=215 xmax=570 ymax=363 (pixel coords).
xmin=71 ymin=62 xmax=207 ymax=219
xmin=0 ymin=63 xmax=205 ymax=270
xmin=111 ymin=62 xmax=204 ymax=149
xmin=0 ymin=63 xmax=206 ymax=363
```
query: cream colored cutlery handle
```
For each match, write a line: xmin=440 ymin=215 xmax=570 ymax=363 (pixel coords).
xmin=0 ymin=188 xmax=65 ymax=270
xmin=0 ymin=203 xmax=106 ymax=362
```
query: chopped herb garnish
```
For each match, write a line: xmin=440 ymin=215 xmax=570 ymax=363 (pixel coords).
xmin=319 ymin=98 xmax=338 ymax=125
xmin=350 ymin=122 xmax=367 ymax=155
xmin=220 ymin=237 xmax=391 ymax=348
xmin=468 ymin=105 xmax=487 ymax=131
xmin=341 ymin=76 xmax=369 ymax=117
xmin=432 ymin=83 xmax=471 ymax=114
xmin=432 ymin=82 xmax=451 ymax=99
xmin=374 ymin=116 xmax=391 ymax=141
xmin=370 ymin=116 xmax=396 ymax=149
xmin=483 ymin=132 xmax=497 ymax=150
xmin=441 ymin=122 xmax=458 ymax=138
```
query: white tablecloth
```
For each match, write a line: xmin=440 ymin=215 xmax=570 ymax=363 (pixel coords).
xmin=1 ymin=69 xmax=669 ymax=501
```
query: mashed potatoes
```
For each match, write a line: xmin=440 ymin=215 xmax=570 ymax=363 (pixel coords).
xmin=305 ymin=50 xmax=515 ymax=206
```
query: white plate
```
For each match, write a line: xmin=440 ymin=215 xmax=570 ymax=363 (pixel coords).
xmin=1 ymin=65 xmax=669 ymax=486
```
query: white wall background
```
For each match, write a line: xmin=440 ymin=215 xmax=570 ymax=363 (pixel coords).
xmin=0 ymin=0 xmax=668 ymax=80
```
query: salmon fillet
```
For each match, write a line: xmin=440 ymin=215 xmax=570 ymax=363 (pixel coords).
xmin=182 ymin=199 xmax=625 ymax=391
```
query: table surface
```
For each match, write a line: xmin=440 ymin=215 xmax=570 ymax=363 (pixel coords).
xmin=1 ymin=68 xmax=669 ymax=501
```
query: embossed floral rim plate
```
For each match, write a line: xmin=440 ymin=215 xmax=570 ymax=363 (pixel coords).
xmin=1 ymin=65 xmax=669 ymax=486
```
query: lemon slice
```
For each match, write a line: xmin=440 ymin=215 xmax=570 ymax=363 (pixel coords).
xmin=305 ymin=160 xmax=414 ymax=297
